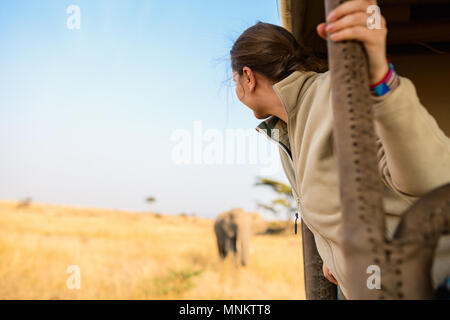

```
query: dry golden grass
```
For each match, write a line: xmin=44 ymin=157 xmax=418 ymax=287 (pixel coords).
xmin=0 ymin=201 xmax=305 ymax=300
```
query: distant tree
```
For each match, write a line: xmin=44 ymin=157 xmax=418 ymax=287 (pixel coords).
xmin=146 ymin=196 xmax=156 ymax=210
xmin=16 ymin=197 xmax=32 ymax=209
xmin=254 ymin=177 xmax=296 ymax=220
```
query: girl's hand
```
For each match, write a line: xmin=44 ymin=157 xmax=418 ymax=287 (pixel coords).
xmin=316 ymin=0 xmax=389 ymax=85
xmin=323 ymin=262 xmax=338 ymax=285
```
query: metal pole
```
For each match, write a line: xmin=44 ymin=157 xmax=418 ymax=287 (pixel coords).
xmin=325 ymin=0 xmax=450 ymax=299
xmin=301 ymin=222 xmax=338 ymax=299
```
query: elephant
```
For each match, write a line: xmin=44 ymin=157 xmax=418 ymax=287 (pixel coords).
xmin=214 ymin=208 xmax=265 ymax=266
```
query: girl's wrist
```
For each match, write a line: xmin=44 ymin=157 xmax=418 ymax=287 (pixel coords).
xmin=369 ymin=60 xmax=399 ymax=97
xmin=370 ymin=61 xmax=390 ymax=85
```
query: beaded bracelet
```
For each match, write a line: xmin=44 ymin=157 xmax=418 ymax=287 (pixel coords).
xmin=370 ymin=60 xmax=399 ymax=97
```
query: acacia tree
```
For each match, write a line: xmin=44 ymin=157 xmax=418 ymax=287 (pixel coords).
xmin=254 ymin=177 xmax=297 ymax=220
xmin=145 ymin=196 xmax=156 ymax=210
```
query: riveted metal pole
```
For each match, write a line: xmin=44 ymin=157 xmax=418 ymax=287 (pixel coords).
xmin=325 ymin=0 xmax=450 ymax=299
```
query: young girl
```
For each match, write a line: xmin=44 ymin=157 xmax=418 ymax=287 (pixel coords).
xmin=230 ymin=0 xmax=450 ymax=298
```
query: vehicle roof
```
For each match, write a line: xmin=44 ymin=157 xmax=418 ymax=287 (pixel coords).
xmin=280 ymin=0 xmax=450 ymax=55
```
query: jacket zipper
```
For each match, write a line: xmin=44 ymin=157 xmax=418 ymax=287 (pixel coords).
xmin=256 ymin=126 xmax=302 ymax=235
xmin=278 ymin=144 xmax=303 ymax=235
xmin=294 ymin=197 xmax=301 ymax=235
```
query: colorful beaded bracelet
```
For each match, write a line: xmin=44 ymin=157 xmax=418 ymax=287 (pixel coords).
xmin=370 ymin=60 xmax=399 ymax=97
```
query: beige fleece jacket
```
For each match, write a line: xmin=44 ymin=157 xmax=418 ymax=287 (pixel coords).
xmin=256 ymin=70 xmax=450 ymax=298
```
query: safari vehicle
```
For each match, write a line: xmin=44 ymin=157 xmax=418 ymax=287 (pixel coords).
xmin=279 ymin=0 xmax=450 ymax=299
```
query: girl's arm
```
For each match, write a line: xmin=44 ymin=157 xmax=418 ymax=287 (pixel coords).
xmin=373 ymin=76 xmax=450 ymax=197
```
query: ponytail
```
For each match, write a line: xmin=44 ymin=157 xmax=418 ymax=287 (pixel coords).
xmin=231 ymin=22 xmax=327 ymax=83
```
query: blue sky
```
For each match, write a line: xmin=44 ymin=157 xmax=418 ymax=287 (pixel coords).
xmin=0 ymin=0 xmax=289 ymax=218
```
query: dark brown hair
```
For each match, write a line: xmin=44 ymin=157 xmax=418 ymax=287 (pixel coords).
xmin=230 ymin=22 xmax=327 ymax=83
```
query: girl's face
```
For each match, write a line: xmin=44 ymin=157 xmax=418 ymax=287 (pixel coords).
xmin=233 ymin=71 xmax=245 ymax=102
xmin=233 ymin=70 xmax=269 ymax=119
